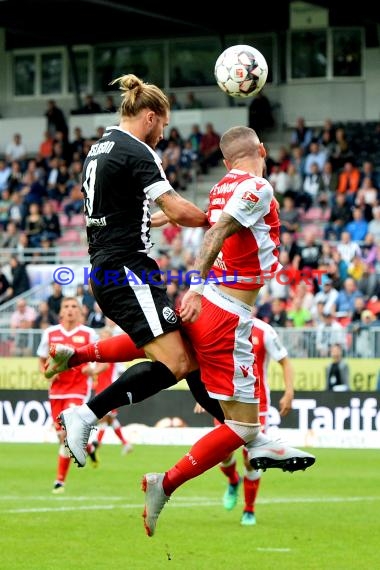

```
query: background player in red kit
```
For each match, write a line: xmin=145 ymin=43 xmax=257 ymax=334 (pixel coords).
xmin=37 ymin=297 xmax=97 ymax=493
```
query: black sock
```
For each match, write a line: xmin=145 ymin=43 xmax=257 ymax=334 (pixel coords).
xmin=186 ymin=369 xmax=225 ymax=424
xmin=88 ymin=361 xmax=177 ymax=419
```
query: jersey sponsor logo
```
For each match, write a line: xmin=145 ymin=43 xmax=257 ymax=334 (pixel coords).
xmin=242 ymin=190 xmax=259 ymax=204
xmin=162 ymin=307 xmax=177 ymax=324
xmin=252 ymin=335 xmax=259 ymax=345
xmin=72 ymin=335 xmax=86 ymax=343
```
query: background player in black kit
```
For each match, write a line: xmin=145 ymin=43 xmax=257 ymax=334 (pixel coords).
xmin=51 ymin=74 xmax=222 ymax=466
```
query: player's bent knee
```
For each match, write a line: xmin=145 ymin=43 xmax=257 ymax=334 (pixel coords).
xmin=225 ymin=419 xmax=261 ymax=443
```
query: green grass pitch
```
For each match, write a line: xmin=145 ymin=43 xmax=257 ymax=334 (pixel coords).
xmin=0 ymin=443 xmax=379 ymax=570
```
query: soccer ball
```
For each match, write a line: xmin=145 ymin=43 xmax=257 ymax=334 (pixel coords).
xmin=214 ymin=44 xmax=268 ymax=98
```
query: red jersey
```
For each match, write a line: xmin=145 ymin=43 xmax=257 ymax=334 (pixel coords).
xmin=251 ymin=318 xmax=288 ymax=413
xmin=207 ymin=170 xmax=280 ymax=290
xmin=37 ymin=324 xmax=97 ymax=400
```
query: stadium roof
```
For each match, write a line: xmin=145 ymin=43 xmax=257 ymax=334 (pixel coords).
xmin=0 ymin=0 xmax=380 ymax=48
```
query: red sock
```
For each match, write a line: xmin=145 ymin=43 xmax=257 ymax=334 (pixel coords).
xmin=69 ymin=334 xmax=145 ymax=367
xmin=97 ymin=428 xmax=106 ymax=443
xmin=57 ymin=454 xmax=71 ymax=483
xmin=243 ymin=477 xmax=261 ymax=513
xmin=163 ymin=424 xmax=245 ymax=495
xmin=220 ymin=460 xmax=240 ymax=485
xmin=114 ymin=426 xmax=128 ymax=444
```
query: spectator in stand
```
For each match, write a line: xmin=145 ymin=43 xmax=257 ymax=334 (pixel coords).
xmin=337 ymin=230 xmax=362 ymax=264
xmin=0 ymin=159 xmax=11 ymax=193
xmin=268 ymin=297 xmax=288 ymax=328
xmin=333 ymin=277 xmax=364 ymax=317
xmin=324 ymin=193 xmax=352 ymax=240
xmin=290 ymin=117 xmax=313 ymax=151
xmin=352 ymin=309 xmax=379 ymax=358
xmin=9 ymin=255 xmax=30 ymax=297
xmin=8 ymin=192 xmax=24 ymax=228
xmin=330 ymin=127 xmax=354 ymax=171
xmin=198 ymin=122 xmax=222 ymax=174
xmin=168 ymin=93 xmax=182 ymax=110
xmin=345 ymin=207 xmax=368 ymax=242
xmin=5 ymin=133 xmax=27 ymax=169
xmin=289 ymin=145 xmax=306 ymax=180
xmin=302 ymin=161 xmax=323 ymax=208
xmin=316 ymin=118 xmax=336 ymax=143
xmin=103 ymin=95 xmax=117 ymax=113
xmin=70 ymin=127 xmax=86 ymax=161
xmin=0 ymin=220 xmax=20 ymax=248
xmin=287 ymin=295 xmax=313 ymax=328
xmin=33 ymin=300 xmax=59 ymax=329
xmin=336 ymin=160 xmax=361 ymax=205
xmin=248 ymin=91 xmax=275 ymax=136
xmin=41 ymin=201 xmax=61 ymax=243
xmin=23 ymin=202 xmax=44 ymax=248
xmin=359 ymin=160 xmax=380 ymax=190
xmin=315 ymin=311 xmax=346 ymax=357
xmin=279 ymin=194 xmax=300 ymax=234
xmin=87 ymin=301 xmax=106 ymax=329
xmin=0 ymin=264 xmax=12 ymax=305
xmin=45 ymin=100 xmax=68 ymax=140
xmin=19 ymin=171 xmax=47 ymax=209
xmin=356 ymin=261 xmax=379 ymax=300
xmin=7 ymin=160 xmax=23 ymax=194
xmin=293 ymin=228 xmax=322 ymax=271
xmin=77 ymin=94 xmax=102 ymax=114
xmin=47 ymin=282 xmax=64 ymax=320
xmin=367 ymin=206 xmax=380 ymax=241
xmin=10 ymin=298 xmax=37 ymax=356
xmin=279 ymin=230 xmax=300 ymax=263
xmin=347 ymin=253 xmax=366 ymax=281
xmin=76 ymin=284 xmax=95 ymax=313
xmin=355 ymin=177 xmax=379 ymax=216
xmin=184 ymin=91 xmax=203 ymax=109
xmin=361 ymin=233 xmax=378 ymax=269
xmin=0 ymin=188 xmax=12 ymax=229
xmin=326 ymin=344 xmax=350 ymax=391
xmin=63 ymin=183 xmax=84 ymax=222
xmin=312 ymin=275 xmax=339 ymax=318
xmin=39 ymin=131 xmax=54 ymax=164
xmin=187 ymin=124 xmax=203 ymax=156
xmin=320 ymin=160 xmax=339 ymax=207
xmin=304 ymin=140 xmax=327 ymax=177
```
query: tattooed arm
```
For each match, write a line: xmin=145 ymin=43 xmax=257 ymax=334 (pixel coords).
xmin=192 ymin=211 xmax=242 ymax=279
xmin=180 ymin=212 xmax=243 ymax=323
xmin=155 ymin=190 xmax=208 ymax=227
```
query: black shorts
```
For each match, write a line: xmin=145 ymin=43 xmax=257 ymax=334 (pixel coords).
xmin=89 ymin=252 xmax=180 ymax=348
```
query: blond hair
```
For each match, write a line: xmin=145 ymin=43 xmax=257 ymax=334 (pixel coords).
xmin=109 ymin=74 xmax=169 ymax=118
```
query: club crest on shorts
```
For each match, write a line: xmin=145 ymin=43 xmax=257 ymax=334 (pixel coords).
xmin=162 ymin=306 xmax=177 ymax=323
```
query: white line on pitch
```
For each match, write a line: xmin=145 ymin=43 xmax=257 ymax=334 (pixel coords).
xmin=1 ymin=495 xmax=379 ymax=514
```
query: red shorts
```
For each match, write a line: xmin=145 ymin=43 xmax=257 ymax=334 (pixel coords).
xmin=50 ymin=397 xmax=85 ymax=431
xmin=182 ymin=285 xmax=259 ymax=403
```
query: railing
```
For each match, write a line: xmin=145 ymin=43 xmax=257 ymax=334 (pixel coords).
xmin=0 ymin=246 xmax=89 ymax=266
xmin=0 ymin=327 xmax=379 ymax=358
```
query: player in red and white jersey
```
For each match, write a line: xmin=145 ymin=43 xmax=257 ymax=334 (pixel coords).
xmin=216 ymin=317 xmax=294 ymax=525
xmin=84 ymin=327 xmax=133 ymax=466
xmin=37 ymin=297 xmax=97 ymax=493
xmin=207 ymin=171 xmax=280 ymax=288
